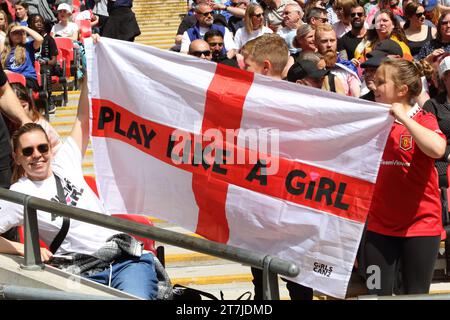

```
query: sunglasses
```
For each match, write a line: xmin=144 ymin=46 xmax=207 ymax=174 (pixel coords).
xmin=201 ymin=11 xmax=213 ymax=17
xmin=351 ymin=12 xmax=364 ymax=18
xmin=415 ymin=12 xmax=424 ymax=18
xmin=192 ymin=50 xmax=211 ymax=57
xmin=21 ymin=143 xmax=49 ymax=157
xmin=252 ymin=13 xmax=263 ymax=18
xmin=208 ymin=42 xmax=223 ymax=46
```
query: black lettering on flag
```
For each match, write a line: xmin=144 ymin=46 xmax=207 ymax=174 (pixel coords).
xmin=285 ymin=169 xmax=306 ymax=195
xmin=246 ymin=160 xmax=268 ymax=186
xmin=334 ymin=183 xmax=350 ymax=210
xmin=98 ymin=106 xmax=114 ymax=130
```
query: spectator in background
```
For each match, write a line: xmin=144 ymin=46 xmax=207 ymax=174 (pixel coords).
xmin=29 ymin=13 xmax=60 ymax=113
xmin=204 ymin=29 xmax=239 ymax=67
xmin=332 ymin=0 xmax=354 ymax=39
xmin=354 ymin=9 xmax=412 ymax=63
xmin=284 ymin=23 xmax=317 ymax=73
xmin=305 ymin=7 xmax=328 ymax=28
xmin=51 ymin=3 xmax=79 ymax=41
xmin=227 ymin=0 xmax=248 ymax=35
xmin=188 ymin=39 xmax=212 ymax=60
xmin=293 ymin=23 xmax=317 ymax=54
xmin=0 ymin=9 xmax=9 ymax=51
xmin=364 ymin=58 xmax=445 ymax=296
xmin=315 ymin=23 xmax=361 ymax=96
xmin=287 ymin=58 xmax=332 ymax=92
xmin=2 ymin=23 xmax=43 ymax=91
xmin=181 ymin=2 xmax=237 ymax=58
xmin=338 ymin=3 xmax=366 ymax=62
xmin=5 ymin=82 xmax=61 ymax=152
xmin=277 ymin=2 xmax=303 ymax=54
xmin=102 ymin=0 xmax=140 ymax=42
xmin=93 ymin=0 xmax=108 ymax=35
xmin=234 ymin=4 xmax=273 ymax=50
xmin=417 ymin=12 xmax=450 ymax=62
xmin=296 ymin=50 xmax=346 ymax=93
xmin=404 ymin=2 xmax=436 ymax=59
xmin=14 ymin=0 xmax=28 ymax=26
xmin=260 ymin=0 xmax=297 ymax=32
xmin=423 ymin=56 xmax=450 ymax=229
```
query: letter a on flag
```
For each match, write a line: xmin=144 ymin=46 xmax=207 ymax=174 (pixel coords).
xmin=85 ymin=38 xmax=393 ymax=298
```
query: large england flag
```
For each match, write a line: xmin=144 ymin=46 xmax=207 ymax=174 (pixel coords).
xmin=85 ymin=38 xmax=393 ymax=298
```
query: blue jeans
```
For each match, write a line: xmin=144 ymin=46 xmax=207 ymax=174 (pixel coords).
xmin=86 ymin=253 xmax=159 ymax=300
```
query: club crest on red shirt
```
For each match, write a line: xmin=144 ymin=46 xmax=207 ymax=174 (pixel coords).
xmin=400 ymin=135 xmax=413 ymax=151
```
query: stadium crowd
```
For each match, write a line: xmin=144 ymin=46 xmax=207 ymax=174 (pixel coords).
xmin=0 ymin=0 xmax=449 ymax=300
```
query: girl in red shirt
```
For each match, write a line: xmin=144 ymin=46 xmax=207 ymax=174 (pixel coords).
xmin=364 ymin=58 xmax=446 ymax=295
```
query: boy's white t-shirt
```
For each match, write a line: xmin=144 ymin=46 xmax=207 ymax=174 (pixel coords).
xmin=0 ymin=137 xmax=117 ymax=255
xmin=51 ymin=22 xmax=79 ymax=38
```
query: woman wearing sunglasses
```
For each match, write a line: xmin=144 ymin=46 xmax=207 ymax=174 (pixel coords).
xmin=0 ymin=76 xmax=160 ymax=300
xmin=403 ymin=2 xmax=436 ymax=59
xmin=234 ymin=4 xmax=272 ymax=50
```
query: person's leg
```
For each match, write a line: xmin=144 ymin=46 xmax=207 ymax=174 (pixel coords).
xmin=284 ymin=279 xmax=313 ymax=300
xmin=363 ymin=231 xmax=400 ymax=295
xmin=251 ymin=267 xmax=263 ymax=300
xmin=400 ymin=235 xmax=441 ymax=294
xmin=110 ymin=253 xmax=159 ymax=300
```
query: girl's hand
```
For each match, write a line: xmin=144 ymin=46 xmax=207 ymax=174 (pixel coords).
xmin=389 ymin=102 xmax=408 ymax=122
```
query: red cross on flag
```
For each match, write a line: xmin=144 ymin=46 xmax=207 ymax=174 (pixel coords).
xmin=85 ymin=38 xmax=393 ymax=299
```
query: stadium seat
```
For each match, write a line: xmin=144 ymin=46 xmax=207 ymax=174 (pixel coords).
xmin=54 ymin=37 xmax=79 ymax=90
xmin=77 ymin=20 xmax=92 ymax=42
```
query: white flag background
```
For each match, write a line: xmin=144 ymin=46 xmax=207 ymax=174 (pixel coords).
xmin=85 ymin=38 xmax=393 ymax=298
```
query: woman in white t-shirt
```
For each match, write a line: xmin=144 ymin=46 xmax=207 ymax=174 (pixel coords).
xmin=234 ymin=4 xmax=273 ymax=50
xmin=0 ymin=76 xmax=159 ymax=300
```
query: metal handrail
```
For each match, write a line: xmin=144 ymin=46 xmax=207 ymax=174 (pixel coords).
xmin=0 ymin=188 xmax=299 ymax=300
xmin=0 ymin=284 xmax=129 ymax=300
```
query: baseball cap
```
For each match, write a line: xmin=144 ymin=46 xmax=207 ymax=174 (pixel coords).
xmin=287 ymin=60 xmax=329 ymax=82
xmin=422 ymin=0 xmax=437 ymax=11
xmin=57 ymin=3 xmax=72 ymax=12
xmin=439 ymin=56 xmax=450 ymax=77
xmin=372 ymin=39 xmax=403 ymax=57
xmin=360 ymin=51 xmax=389 ymax=69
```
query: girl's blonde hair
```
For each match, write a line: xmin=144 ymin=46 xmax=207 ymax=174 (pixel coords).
xmin=2 ymin=23 xmax=27 ymax=68
xmin=380 ymin=58 xmax=430 ymax=101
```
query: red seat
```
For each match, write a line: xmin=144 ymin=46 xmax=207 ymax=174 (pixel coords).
xmin=54 ymin=37 xmax=79 ymax=90
xmin=77 ymin=19 xmax=92 ymax=41
xmin=6 ymin=71 xmax=26 ymax=86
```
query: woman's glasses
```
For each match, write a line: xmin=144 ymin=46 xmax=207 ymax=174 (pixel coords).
xmin=252 ymin=13 xmax=263 ymax=18
xmin=350 ymin=12 xmax=364 ymax=18
xmin=21 ymin=143 xmax=49 ymax=157
xmin=415 ymin=12 xmax=424 ymax=18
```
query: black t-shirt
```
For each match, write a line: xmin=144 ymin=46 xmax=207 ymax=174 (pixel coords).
xmin=423 ymin=93 xmax=450 ymax=186
xmin=39 ymin=34 xmax=58 ymax=60
xmin=338 ymin=30 xmax=364 ymax=61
